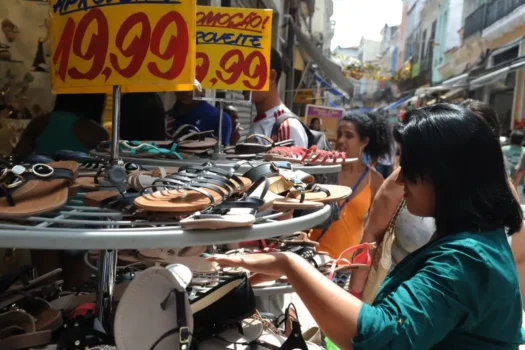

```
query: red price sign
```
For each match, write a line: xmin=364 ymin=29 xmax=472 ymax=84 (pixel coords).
xmin=49 ymin=0 xmax=196 ymax=93
xmin=195 ymin=6 xmax=273 ymax=91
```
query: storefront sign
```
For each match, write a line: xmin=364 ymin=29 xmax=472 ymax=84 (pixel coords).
xmin=305 ymin=104 xmax=344 ymax=120
xmin=195 ymin=6 xmax=273 ymax=91
xmin=294 ymin=89 xmax=313 ymax=104
xmin=49 ymin=0 xmax=196 ymax=93
xmin=305 ymin=104 xmax=344 ymax=143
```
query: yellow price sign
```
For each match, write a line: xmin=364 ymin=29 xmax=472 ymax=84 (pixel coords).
xmin=195 ymin=6 xmax=273 ymax=91
xmin=49 ymin=0 xmax=196 ymax=94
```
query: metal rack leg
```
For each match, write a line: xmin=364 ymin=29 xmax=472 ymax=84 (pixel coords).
xmin=96 ymin=249 xmax=118 ymax=333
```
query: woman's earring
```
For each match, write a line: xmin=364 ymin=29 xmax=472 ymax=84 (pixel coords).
xmin=358 ymin=146 xmax=364 ymax=157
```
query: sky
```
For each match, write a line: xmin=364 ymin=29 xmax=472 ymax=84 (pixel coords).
xmin=331 ymin=0 xmax=404 ymax=49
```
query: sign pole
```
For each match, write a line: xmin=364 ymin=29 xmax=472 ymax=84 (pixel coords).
xmin=215 ymin=101 xmax=224 ymax=153
xmin=109 ymin=85 xmax=121 ymax=165
xmin=97 ymin=85 xmax=121 ymax=334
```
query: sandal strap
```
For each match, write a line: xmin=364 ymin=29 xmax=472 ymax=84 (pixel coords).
xmin=179 ymin=163 xmax=245 ymax=192
xmin=171 ymin=124 xmax=201 ymax=140
xmin=242 ymin=163 xmax=280 ymax=182
xmin=140 ymin=184 xmax=216 ymax=207
xmin=244 ymin=134 xmax=274 ymax=145
xmin=153 ymin=177 xmax=229 ymax=201
xmin=167 ymin=172 xmax=238 ymax=194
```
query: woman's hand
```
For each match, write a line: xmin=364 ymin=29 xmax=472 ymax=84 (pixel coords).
xmin=207 ymin=252 xmax=291 ymax=280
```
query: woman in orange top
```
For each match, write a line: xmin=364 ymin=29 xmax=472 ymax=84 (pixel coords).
xmin=310 ymin=111 xmax=392 ymax=258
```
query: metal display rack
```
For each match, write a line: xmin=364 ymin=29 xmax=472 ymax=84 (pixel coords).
xmin=0 ymin=200 xmax=331 ymax=250
xmin=0 ymin=197 xmax=330 ymax=331
xmin=13 ymin=83 xmax=334 ymax=332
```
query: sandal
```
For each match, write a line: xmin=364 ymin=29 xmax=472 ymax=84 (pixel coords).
xmin=179 ymin=177 xmax=271 ymax=230
xmin=170 ymin=124 xmax=217 ymax=153
xmin=53 ymin=150 xmax=103 ymax=172
xmin=233 ymin=134 xmax=294 ymax=155
xmin=97 ymin=140 xmax=183 ymax=159
xmin=0 ymin=310 xmax=53 ymax=350
xmin=267 ymin=173 xmax=351 ymax=209
xmin=0 ymin=161 xmax=78 ymax=218
xmin=0 ymin=295 xmax=63 ymax=333
xmin=326 ymin=242 xmax=376 ymax=289
xmin=265 ymin=145 xmax=357 ymax=165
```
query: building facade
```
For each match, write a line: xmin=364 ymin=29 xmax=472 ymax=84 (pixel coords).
xmin=432 ymin=0 xmax=464 ymax=83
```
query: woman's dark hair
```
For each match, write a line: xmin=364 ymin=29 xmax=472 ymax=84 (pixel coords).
xmin=120 ymin=93 xmax=166 ymax=140
xmin=53 ymin=93 xmax=106 ymax=123
xmin=339 ymin=111 xmax=392 ymax=160
xmin=510 ymin=130 xmax=524 ymax=146
xmin=395 ymin=103 xmax=522 ymax=236
xmin=460 ymin=99 xmax=501 ymax=137
xmin=309 ymin=117 xmax=320 ymax=128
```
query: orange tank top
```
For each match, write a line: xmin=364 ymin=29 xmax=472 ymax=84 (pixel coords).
xmin=309 ymin=171 xmax=372 ymax=258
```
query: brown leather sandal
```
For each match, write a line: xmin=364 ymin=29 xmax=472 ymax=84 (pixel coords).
xmin=0 ymin=161 xmax=78 ymax=218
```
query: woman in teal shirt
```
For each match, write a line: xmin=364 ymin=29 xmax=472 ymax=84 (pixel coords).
xmin=210 ymin=104 xmax=525 ymax=349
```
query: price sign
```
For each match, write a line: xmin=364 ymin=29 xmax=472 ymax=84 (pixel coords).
xmin=49 ymin=0 xmax=196 ymax=94
xmin=195 ymin=6 xmax=273 ymax=91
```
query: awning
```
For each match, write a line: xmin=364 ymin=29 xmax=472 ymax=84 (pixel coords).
xmin=442 ymin=88 xmax=466 ymax=100
xmin=469 ymin=56 xmax=525 ymax=90
xmin=469 ymin=66 xmax=510 ymax=90
xmin=402 ymin=94 xmax=423 ymax=106
xmin=383 ymin=95 xmax=412 ymax=110
xmin=442 ymin=73 xmax=468 ymax=88
xmin=292 ymin=21 xmax=355 ymax=95
xmin=511 ymin=58 xmax=525 ymax=70
xmin=414 ymin=86 xmax=448 ymax=96
xmin=313 ymin=73 xmax=344 ymax=96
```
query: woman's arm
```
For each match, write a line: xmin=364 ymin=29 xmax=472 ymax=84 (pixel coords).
xmin=507 ymin=178 xmax=525 ymax=309
xmin=349 ymin=167 xmax=404 ymax=295
xmin=211 ymin=245 xmax=469 ymax=350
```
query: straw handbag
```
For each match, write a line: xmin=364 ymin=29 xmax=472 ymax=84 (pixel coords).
xmin=361 ymin=200 xmax=406 ymax=305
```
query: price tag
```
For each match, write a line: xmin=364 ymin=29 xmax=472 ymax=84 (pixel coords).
xmin=195 ymin=6 xmax=273 ymax=91
xmin=49 ymin=0 xmax=196 ymax=94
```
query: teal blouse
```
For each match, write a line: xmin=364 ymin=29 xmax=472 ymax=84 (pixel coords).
xmin=354 ymin=229 xmax=525 ymax=349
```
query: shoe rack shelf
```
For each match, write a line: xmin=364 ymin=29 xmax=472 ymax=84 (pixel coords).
xmin=0 ymin=198 xmax=331 ymax=250
xmin=89 ymin=151 xmax=342 ymax=175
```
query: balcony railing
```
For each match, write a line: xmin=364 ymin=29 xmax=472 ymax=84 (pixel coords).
xmin=464 ymin=0 xmax=525 ymax=40
xmin=486 ymin=0 xmax=525 ymax=28
xmin=463 ymin=5 xmax=485 ymax=39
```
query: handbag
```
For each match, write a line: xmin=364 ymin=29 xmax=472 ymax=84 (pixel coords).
xmin=361 ymin=199 xmax=405 ymax=305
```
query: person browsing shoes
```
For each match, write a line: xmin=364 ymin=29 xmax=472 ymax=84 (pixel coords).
xmin=243 ymin=48 xmax=308 ymax=148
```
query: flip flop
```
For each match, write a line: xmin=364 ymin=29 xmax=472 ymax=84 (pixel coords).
xmin=0 ymin=161 xmax=78 ymax=218
xmin=234 ymin=134 xmax=294 ymax=155
xmin=170 ymin=125 xmax=217 ymax=151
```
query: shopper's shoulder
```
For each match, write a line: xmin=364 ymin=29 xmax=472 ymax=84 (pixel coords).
xmin=428 ymin=229 xmax=510 ymax=265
